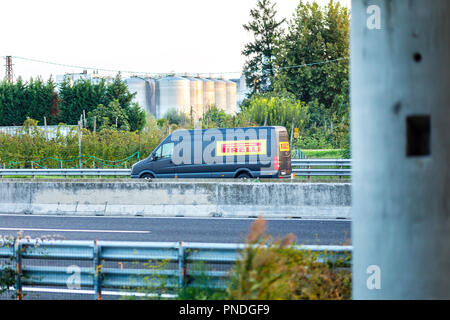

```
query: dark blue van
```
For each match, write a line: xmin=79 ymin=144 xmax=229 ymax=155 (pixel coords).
xmin=131 ymin=126 xmax=291 ymax=179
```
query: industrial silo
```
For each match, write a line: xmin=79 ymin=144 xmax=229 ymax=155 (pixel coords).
xmin=225 ymin=79 xmax=237 ymax=115
xmin=212 ymin=77 xmax=227 ymax=111
xmin=145 ymin=77 xmax=157 ymax=118
xmin=183 ymin=75 xmax=204 ymax=120
xmin=199 ymin=76 xmax=215 ymax=114
xmin=156 ymin=75 xmax=191 ymax=119
xmin=125 ymin=77 xmax=151 ymax=114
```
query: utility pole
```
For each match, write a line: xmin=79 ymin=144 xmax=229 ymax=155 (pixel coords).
xmin=78 ymin=121 xmax=82 ymax=169
xmin=5 ymin=56 xmax=13 ymax=83
xmin=351 ymin=0 xmax=450 ymax=299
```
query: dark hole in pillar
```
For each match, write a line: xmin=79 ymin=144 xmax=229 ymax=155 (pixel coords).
xmin=406 ymin=115 xmax=430 ymax=156
xmin=413 ymin=53 xmax=422 ymax=63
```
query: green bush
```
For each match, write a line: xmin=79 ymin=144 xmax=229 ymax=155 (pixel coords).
xmin=0 ymin=117 xmax=165 ymax=168
xmin=226 ymin=218 xmax=351 ymax=300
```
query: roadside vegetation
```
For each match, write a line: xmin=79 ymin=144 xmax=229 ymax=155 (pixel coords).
xmin=0 ymin=1 xmax=349 ymax=164
xmin=121 ymin=218 xmax=351 ymax=300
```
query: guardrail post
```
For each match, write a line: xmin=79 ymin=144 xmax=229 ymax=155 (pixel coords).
xmin=14 ymin=239 xmax=23 ymax=300
xmin=93 ymin=240 xmax=102 ymax=300
xmin=178 ymin=241 xmax=185 ymax=289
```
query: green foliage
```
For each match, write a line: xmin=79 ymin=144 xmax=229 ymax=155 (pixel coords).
xmin=0 ymin=232 xmax=50 ymax=299
xmin=298 ymin=114 xmax=349 ymax=149
xmin=272 ymin=0 xmax=349 ymax=121
xmin=120 ymin=218 xmax=350 ymax=301
xmin=0 ymin=73 xmax=145 ymax=132
xmin=58 ymin=78 xmax=108 ymax=125
xmin=0 ymin=77 xmax=58 ymax=126
xmin=176 ymin=261 xmax=227 ymax=300
xmin=57 ymin=73 xmax=145 ymax=131
xmin=201 ymin=106 xmax=235 ymax=129
xmin=226 ymin=218 xmax=351 ymax=300
xmin=242 ymin=0 xmax=285 ymax=94
xmin=0 ymin=117 xmax=164 ymax=168
xmin=301 ymin=149 xmax=344 ymax=159
xmin=126 ymin=103 xmax=147 ymax=132
xmin=240 ymin=93 xmax=309 ymax=138
xmin=240 ymin=0 xmax=350 ymax=149
xmin=87 ymin=100 xmax=130 ymax=131
xmin=163 ymin=108 xmax=189 ymax=126
xmin=106 ymin=73 xmax=136 ymax=111
xmin=341 ymin=132 xmax=351 ymax=159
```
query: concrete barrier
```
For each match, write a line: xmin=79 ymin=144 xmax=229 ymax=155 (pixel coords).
xmin=0 ymin=179 xmax=351 ymax=219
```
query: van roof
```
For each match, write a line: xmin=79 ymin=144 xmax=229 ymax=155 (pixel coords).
xmin=172 ymin=126 xmax=287 ymax=134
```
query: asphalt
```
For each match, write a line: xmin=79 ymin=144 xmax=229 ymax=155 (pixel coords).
xmin=0 ymin=214 xmax=351 ymax=245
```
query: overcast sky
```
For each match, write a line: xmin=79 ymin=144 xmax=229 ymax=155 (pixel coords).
xmin=1 ymin=0 xmax=350 ymax=81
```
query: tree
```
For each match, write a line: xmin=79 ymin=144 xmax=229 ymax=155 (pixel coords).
xmin=126 ymin=103 xmax=147 ymax=132
xmin=87 ymin=100 xmax=130 ymax=131
xmin=106 ymin=73 xmax=135 ymax=110
xmin=272 ymin=0 xmax=350 ymax=128
xmin=58 ymin=78 xmax=107 ymax=125
xmin=25 ymin=77 xmax=59 ymax=125
xmin=0 ymin=77 xmax=28 ymax=126
xmin=163 ymin=108 xmax=189 ymax=126
xmin=240 ymin=93 xmax=309 ymax=139
xmin=201 ymin=105 xmax=234 ymax=128
xmin=242 ymin=0 xmax=285 ymax=95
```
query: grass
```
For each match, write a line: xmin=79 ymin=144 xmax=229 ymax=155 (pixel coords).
xmin=302 ymin=149 xmax=345 ymax=159
xmin=294 ymin=148 xmax=351 ymax=181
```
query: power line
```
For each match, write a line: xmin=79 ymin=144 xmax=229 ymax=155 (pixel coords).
xmin=3 ymin=55 xmax=349 ymax=78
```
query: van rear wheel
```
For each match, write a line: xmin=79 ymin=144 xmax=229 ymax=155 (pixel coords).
xmin=236 ymin=172 xmax=251 ymax=179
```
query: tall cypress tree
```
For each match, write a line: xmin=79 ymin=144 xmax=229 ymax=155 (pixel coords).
xmin=0 ymin=77 xmax=28 ymax=126
xmin=242 ymin=0 xmax=285 ymax=95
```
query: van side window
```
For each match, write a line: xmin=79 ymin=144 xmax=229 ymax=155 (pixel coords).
xmin=153 ymin=146 xmax=162 ymax=159
xmin=161 ymin=142 xmax=174 ymax=159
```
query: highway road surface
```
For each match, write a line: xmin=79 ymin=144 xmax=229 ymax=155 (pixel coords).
xmin=0 ymin=214 xmax=351 ymax=245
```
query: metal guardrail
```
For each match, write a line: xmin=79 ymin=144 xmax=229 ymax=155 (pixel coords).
xmin=0 ymin=240 xmax=352 ymax=300
xmin=0 ymin=159 xmax=352 ymax=178
xmin=0 ymin=168 xmax=130 ymax=177
xmin=291 ymin=159 xmax=352 ymax=166
xmin=291 ymin=158 xmax=352 ymax=177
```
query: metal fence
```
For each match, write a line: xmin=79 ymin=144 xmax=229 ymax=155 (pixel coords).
xmin=291 ymin=159 xmax=352 ymax=177
xmin=0 ymin=159 xmax=352 ymax=178
xmin=0 ymin=240 xmax=352 ymax=300
xmin=0 ymin=126 xmax=76 ymax=140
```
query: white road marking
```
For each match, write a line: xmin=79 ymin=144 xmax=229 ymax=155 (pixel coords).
xmin=10 ymin=287 xmax=176 ymax=298
xmin=0 ymin=213 xmax=350 ymax=221
xmin=0 ymin=227 xmax=150 ymax=234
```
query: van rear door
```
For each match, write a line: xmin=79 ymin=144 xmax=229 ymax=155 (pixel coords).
xmin=277 ymin=128 xmax=292 ymax=177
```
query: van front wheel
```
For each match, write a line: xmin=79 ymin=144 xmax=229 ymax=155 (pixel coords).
xmin=140 ymin=173 xmax=154 ymax=179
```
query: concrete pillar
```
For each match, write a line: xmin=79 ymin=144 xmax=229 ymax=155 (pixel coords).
xmin=351 ymin=0 xmax=450 ymax=299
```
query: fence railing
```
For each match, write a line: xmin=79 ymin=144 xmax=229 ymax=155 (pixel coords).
xmin=291 ymin=158 xmax=352 ymax=177
xmin=0 ymin=159 xmax=352 ymax=178
xmin=0 ymin=168 xmax=131 ymax=177
xmin=0 ymin=240 xmax=352 ymax=300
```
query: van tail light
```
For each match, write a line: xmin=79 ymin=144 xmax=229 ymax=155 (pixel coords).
xmin=273 ymin=156 xmax=280 ymax=171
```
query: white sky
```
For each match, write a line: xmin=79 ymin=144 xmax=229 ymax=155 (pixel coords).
xmin=1 ymin=0 xmax=350 ymax=81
